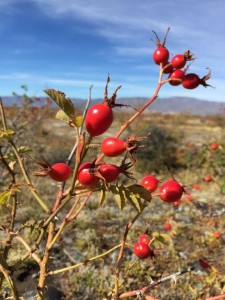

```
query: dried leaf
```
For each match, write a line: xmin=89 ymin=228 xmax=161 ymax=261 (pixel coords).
xmin=0 ymin=129 xmax=14 ymax=139
xmin=99 ymin=188 xmax=106 ymax=206
xmin=44 ymin=89 xmax=75 ymax=119
xmin=55 ymin=109 xmax=71 ymax=123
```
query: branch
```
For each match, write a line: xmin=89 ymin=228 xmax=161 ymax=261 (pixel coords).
xmin=117 ymin=267 xmax=194 ymax=299
xmin=47 ymin=243 xmax=123 ymax=276
xmin=113 ymin=202 xmax=147 ymax=299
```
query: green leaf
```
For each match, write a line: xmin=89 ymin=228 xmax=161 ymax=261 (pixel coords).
xmin=127 ymin=184 xmax=152 ymax=202
xmin=152 ymin=232 xmax=172 ymax=248
xmin=108 ymin=184 xmax=151 ymax=211
xmin=74 ymin=116 xmax=83 ymax=127
xmin=0 ymin=191 xmax=11 ymax=206
xmin=124 ymin=188 xmax=142 ymax=212
xmin=44 ymin=89 xmax=75 ymax=119
xmin=0 ymin=129 xmax=15 ymax=139
xmin=221 ymin=185 xmax=225 ymax=195
xmin=55 ymin=109 xmax=71 ymax=123
xmin=4 ymin=146 xmax=32 ymax=161
xmin=124 ymin=184 xmax=151 ymax=212
xmin=17 ymin=146 xmax=32 ymax=154
xmin=110 ymin=185 xmax=126 ymax=210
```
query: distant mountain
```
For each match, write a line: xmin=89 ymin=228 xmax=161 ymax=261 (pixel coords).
xmin=1 ymin=96 xmax=224 ymax=116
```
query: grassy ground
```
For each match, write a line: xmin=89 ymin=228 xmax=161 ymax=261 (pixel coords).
xmin=0 ymin=107 xmax=224 ymax=299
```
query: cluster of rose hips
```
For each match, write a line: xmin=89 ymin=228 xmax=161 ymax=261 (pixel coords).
xmin=140 ymin=174 xmax=185 ymax=203
xmin=133 ymin=234 xmax=154 ymax=259
xmin=34 ymin=29 xmax=211 ymax=206
xmin=152 ymin=29 xmax=211 ymax=89
xmin=34 ymin=117 xmax=186 ymax=205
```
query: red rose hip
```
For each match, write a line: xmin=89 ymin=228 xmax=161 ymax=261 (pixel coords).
xmin=49 ymin=163 xmax=71 ymax=182
xmin=141 ymin=175 xmax=159 ymax=192
xmin=133 ymin=242 xmax=152 ymax=259
xmin=153 ymin=47 xmax=169 ymax=65
xmin=139 ymin=234 xmax=151 ymax=245
xmin=77 ymin=162 xmax=100 ymax=186
xmin=101 ymin=137 xmax=127 ymax=157
xmin=159 ymin=180 xmax=183 ymax=203
xmin=169 ymin=69 xmax=184 ymax=86
xmin=85 ymin=103 xmax=113 ymax=136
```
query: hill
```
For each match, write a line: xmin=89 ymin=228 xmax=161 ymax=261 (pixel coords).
xmin=1 ymin=96 xmax=224 ymax=116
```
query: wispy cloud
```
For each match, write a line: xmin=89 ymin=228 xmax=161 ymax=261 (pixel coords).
xmin=0 ymin=72 xmax=31 ymax=79
xmin=1 ymin=0 xmax=225 ymax=102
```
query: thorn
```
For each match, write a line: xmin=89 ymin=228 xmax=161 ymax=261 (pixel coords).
xmin=171 ymin=274 xmax=177 ymax=285
xmin=148 ymin=276 xmax=155 ymax=284
xmin=135 ymin=291 xmax=141 ymax=298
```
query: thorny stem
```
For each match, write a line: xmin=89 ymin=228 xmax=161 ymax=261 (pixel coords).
xmin=12 ymin=228 xmax=45 ymax=272
xmin=0 ymin=227 xmax=41 ymax=265
xmin=0 ymin=253 xmax=19 ymax=299
xmin=36 ymin=222 xmax=55 ymax=300
xmin=205 ymin=294 xmax=225 ymax=300
xmin=113 ymin=202 xmax=147 ymax=299
xmin=66 ymin=85 xmax=93 ymax=164
xmin=118 ymin=267 xmax=194 ymax=299
xmin=0 ymin=148 xmax=17 ymax=259
xmin=13 ymin=234 xmax=41 ymax=265
xmin=115 ymin=77 xmax=164 ymax=139
xmin=47 ymin=195 xmax=81 ymax=250
xmin=42 ymin=188 xmax=91 ymax=229
xmin=69 ymin=134 xmax=92 ymax=197
xmin=36 ymin=192 xmax=97 ymax=296
xmin=58 ymin=85 xmax=93 ymax=200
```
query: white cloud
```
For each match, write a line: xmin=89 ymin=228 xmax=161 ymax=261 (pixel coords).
xmin=1 ymin=0 xmax=225 ymax=102
xmin=0 ymin=72 xmax=31 ymax=79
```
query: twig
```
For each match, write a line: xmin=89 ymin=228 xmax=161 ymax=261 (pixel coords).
xmin=113 ymin=202 xmax=147 ymax=299
xmin=0 ymin=227 xmax=41 ymax=265
xmin=205 ymin=294 xmax=225 ymax=300
xmin=36 ymin=222 xmax=55 ymax=300
xmin=47 ymin=242 xmax=123 ymax=276
xmin=66 ymin=84 xmax=93 ymax=164
xmin=0 ymin=253 xmax=20 ymax=299
xmin=117 ymin=267 xmax=194 ymax=298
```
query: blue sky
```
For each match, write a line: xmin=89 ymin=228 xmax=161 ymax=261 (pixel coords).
xmin=0 ymin=0 xmax=225 ymax=102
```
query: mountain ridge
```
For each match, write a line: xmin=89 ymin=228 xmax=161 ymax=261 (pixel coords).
xmin=1 ymin=96 xmax=224 ymax=116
